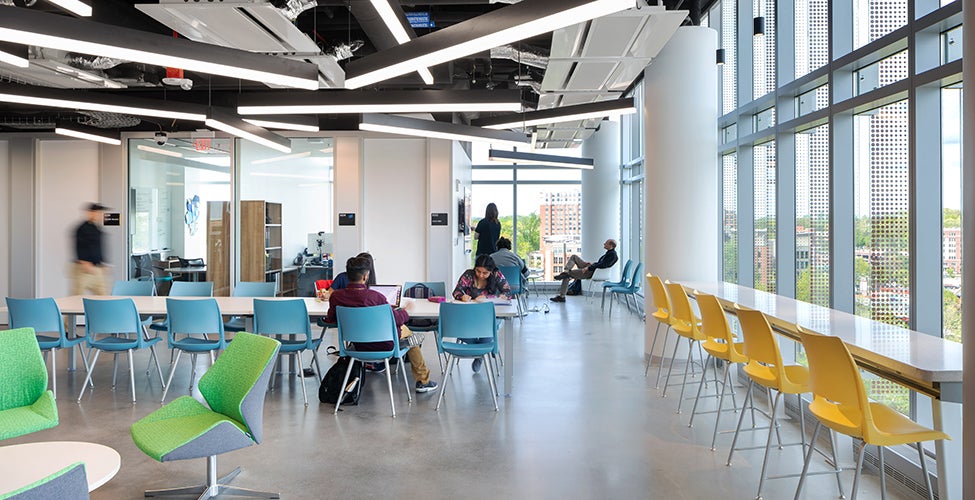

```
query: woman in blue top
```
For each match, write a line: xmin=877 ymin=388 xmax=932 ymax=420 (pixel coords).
xmin=473 ymin=203 xmax=501 ymax=256
xmin=330 ymin=252 xmax=376 ymax=290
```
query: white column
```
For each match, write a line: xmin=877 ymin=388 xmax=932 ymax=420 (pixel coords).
xmin=581 ymin=120 xmax=621 ymax=280
xmin=643 ymin=26 xmax=719 ymax=359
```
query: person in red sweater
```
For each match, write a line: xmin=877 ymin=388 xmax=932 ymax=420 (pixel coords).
xmin=325 ymin=256 xmax=438 ymax=393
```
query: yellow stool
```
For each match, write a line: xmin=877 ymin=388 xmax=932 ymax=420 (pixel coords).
xmin=644 ymin=274 xmax=674 ymax=387
xmin=795 ymin=329 xmax=949 ymax=500
xmin=688 ymin=292 xmax=748 ymax=451
xmin=661 ymin=281 xmax=707 ymax=413
xmin=726 ymin=307 xmax=809 ymax=500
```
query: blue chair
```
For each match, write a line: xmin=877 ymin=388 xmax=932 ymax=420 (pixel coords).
xmin=161 ymin=298 xmax=227 ymax=403
xmin=223 ymin=282 xmax=277 ymax=333
xmin=600 ymin=259 xmax=633 ymax=309
xmin=149 ymin=281 xmax=214 ymax=332
xmin=497 ymin=265 xmax=525 ymax=320
xmin=78 ymin=298 xmax=165 ymax=403
xmin=6 ymin=297 xmax=90 ymax=399
xmin=335 ymin=305 xmax=412 ymax=417
xmin=111 ymin=280 xmax=156 ymax=296
xmin=435 ymin=302 xmax=500 ymax=411
xmin=253 ymin=299 xmax=320 ymax=406
xmin=1 ymin=462 xmax=89 ymax=500
xmin=608 ymin=262 xmax=644 ymax=316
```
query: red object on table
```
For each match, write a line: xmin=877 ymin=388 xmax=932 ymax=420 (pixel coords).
xmin=316 ymin=279 xmax=333 ymax=291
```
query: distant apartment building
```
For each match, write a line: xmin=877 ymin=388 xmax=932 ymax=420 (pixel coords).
xmin=943 ymin=227 xmax=962 ymax=276
xmin=539 ymin=191 xmax=582 ymax=280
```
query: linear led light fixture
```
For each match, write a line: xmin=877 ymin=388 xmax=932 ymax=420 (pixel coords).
xmin=369 ymin=0 xmax=434 ymax=85
xmin=0 ymin=83 xmax=206 ymax=121
xmin=237 ymin=89 xmax=522 ymax=115
xmin=55 ymin=120 xmax=120 ymax=146
xmin=0 ymin=7 xmax=319 ymax=90
xmin=488 ymin=149 xmax=594 ymax=169
xmin=137 ymin=144 xmax=184 ymax=158
xmin=360 ymin=113 xmax=530 ymax=148
xmin=46 ymin=0 xmax=92 ymax=17
xmin=473 ymin=98 xmax=637 ymax=130
xmin=242 ymin=115 xmax=320 ymax=133
xmin=344 ymin=0 xmax=636 ymax=89
xmin=0 ymin=42 xmax=28 ymax=68
xmin=206 ymin=107 xmax=292 ymax=154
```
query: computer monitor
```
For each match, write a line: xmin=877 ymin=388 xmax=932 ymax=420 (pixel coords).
xmin=307 ymin=232 xmax=333 ymax=257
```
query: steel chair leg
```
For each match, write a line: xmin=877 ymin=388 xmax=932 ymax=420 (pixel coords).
xmin=676 ymin=339 xmax=696 ymax=414
xmin=917 ymin=442 xmax=934 ymax=500
xmin=710 ymin=362 xmax=733 ymax=451
xmin=878 ymin=446 xmax=887 ymax=499
xmin=727 ymin=379 xmax=754 ymax=466
xmin=794 ymin=420 xmax=822 ymax=500
xmin=850 ymin=440 xmax=867 ymax=500
xmin=295 ymin=353 xmax=308 ymax=406
xmin=127 ymin=349 xmax=137 ymax=404
xmin=484 ymin=355 xmax=499 ymax=411
xmin=756 ymin=391 xmax=783 ymax=499
xmin=688 ymin=354 xmax=712 ymax=426
xmin=645 ymin=321 xmax=662 ymax=377
xmin=383 ymin=359 xmax=396 ymax=418
xmin=77 ymin=349 xmax=100 ymax=402
xmin=654 ymin=327 xmax=672 ymax=388
xmin=49 ymin=349 xmax=58 ymax=399
xmin=435 ymin=355 xmax=456 ymax=411
xmin=161 ymin=350 xmax=182 ymax=403
xmin=661 ymin=335 xmax=682 ymax=398
xmin=333 ymin=359 xmax=355 ymax=415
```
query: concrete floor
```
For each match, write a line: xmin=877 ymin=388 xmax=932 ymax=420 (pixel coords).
xmin=6 ymin=293 xmax=916 ymax=499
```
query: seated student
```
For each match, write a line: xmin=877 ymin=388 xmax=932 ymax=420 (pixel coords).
xmin=550 ymin=239 xmax=619 ymax=303
xmin=452 ymin=254 xmax=511 ymax=373
xmin=330 ymin=252 xmax=376 ymax=290
xmin=489 ymin=237 xmax=529 ymax=281
xmin=325 ymin=256 xmax=438 ymax=393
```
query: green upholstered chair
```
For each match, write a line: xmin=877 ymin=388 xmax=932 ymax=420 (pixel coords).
xmin=130 ymin=332 xmax=281 ymax=499
xmin=0 ymin=462 xmax=89 ymax=500
xmin=0 ymin=328 xmax=59 ymax=441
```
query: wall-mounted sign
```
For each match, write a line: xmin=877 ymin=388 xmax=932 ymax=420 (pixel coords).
xmin=338 ymin=213 xmax=356 ymax=226
xmin=406 ymin=12 xmax=434 ymax=28
xmin=103 ymin=212 xmax=120 ymax=226
xmin=431 ymin=213 xmax=448 ymax=226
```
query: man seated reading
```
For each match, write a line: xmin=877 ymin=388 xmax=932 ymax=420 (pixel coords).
xmin=325 ymin=256 xmax=438 ymax=393
xmin=550 ymin=239 xmax=619 ymax=303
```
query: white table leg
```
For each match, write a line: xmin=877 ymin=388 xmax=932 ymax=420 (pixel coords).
xmin=933 ymin=398 xmax=962 ymax=500
xmin=503 ymin=317 xmax=513 ymax=396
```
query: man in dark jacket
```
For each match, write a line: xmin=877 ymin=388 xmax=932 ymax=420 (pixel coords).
xmin=325 ymin=256 xmax=438 ymax=393
xmin=551 ymin=239 xmax=618 ymax=302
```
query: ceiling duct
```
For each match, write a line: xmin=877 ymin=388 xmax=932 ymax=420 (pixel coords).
xmin=272 ymin=0 xmax=318 ymax=21
xmin=490 ymin=44 xmax=549 ymax=70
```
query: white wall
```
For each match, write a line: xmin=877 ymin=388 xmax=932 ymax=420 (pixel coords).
xmin=0 ymin=140 xmax=9 ymax=319
xmin=333 ymin=136 xmax=363 ymax=268
xmin=36 ymin=140 xmax=102 ymax=298
xmin=451 ymin=142 xmax=473 ymax=284
xmin=362 ymin=138 xmax=427 ymax=285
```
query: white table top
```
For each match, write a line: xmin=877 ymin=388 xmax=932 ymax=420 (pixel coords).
xmin=51 ymin=295 xmax=518 ymax=321
xmin=683 ymin=281 xmax=963 ymax=401
xmin=0 ymin=441 xmax=121 ymax=493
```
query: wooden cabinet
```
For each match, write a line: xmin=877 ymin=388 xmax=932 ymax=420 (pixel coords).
xmin=206 ymin=201 xmax=231 ymax=296
xmin=241 ymin=201 xmax=294 ymax=296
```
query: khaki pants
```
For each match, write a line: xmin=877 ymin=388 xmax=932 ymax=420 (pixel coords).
xmin=559 ymin=254 xmax=594 ymax=296
xmin=71 ymin=262 xmax=109 ymax=296
xmin=401 ymin=326 xmax=431 ymax=384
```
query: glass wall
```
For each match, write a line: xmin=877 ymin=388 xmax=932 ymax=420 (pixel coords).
xmin=722 ymin=154 xmax=738 ymax=282
xmin=753 ymin=141 xmax=776 ymax=292
xmin=942 ymin=85 xmax=963 ymax=343
xmin=795 ymin=125 xmax=830 ymax=306
xmin=471 ymin=144 xmax=582 ymax=279
xmin=128 ymin=137 xmax=232 ymax=295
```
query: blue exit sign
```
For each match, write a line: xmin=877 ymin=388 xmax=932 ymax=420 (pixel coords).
xmin=405 ymin=12 xmax=434 ymax=28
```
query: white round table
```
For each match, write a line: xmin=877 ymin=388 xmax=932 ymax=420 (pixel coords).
xmin=0 ymin=441 xmax=121 ymax=494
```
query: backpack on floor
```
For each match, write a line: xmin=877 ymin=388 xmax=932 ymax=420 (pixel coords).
xmin=319 ymin=356 xmax=363 ymax=406
xmin=566 ymin=279 xmax=583 ymax=296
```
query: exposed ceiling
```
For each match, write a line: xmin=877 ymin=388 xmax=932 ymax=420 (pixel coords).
xmin=0 ymin=0 xmax=690 ymax=148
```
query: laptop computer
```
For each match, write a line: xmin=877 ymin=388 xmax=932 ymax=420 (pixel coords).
xmin=370 ymin=284 xmax=402 ymax=308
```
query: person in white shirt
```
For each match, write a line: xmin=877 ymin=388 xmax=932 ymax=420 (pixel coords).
xmin=489 ymin=237 xmax=528 ymax=281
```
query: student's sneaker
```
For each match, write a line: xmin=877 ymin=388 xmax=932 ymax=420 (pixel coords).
xmin=415 ymin=380 xmax=438 ymax=393
xmin=364 ymin=362 xmax=386 ymax=374
xmin=472 ymin=357 xmax=483 ymax=373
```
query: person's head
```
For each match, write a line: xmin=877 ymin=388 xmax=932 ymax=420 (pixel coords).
xmin=604 ymin=239 xmax=617 ymax=251
xmin=484 ymin=203 xmax=499 ymax=223
xmin=496 ymin=236 xmax=512 ymax=250
xmin=345 ymin=256 xmax=372 ymax=283
xmin=354 ymin=252 xmax=377 ymax=285
xmin=473 ymin=254 xmax=498 ymax=282
xmin=86 ymin=202 xmax=106 ymax=223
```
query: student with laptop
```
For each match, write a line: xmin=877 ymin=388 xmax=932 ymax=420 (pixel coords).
xmin=451 ymin=254 xmax=511 ymax=373
xmin=325 ymin=256 xmax=438 ymax=393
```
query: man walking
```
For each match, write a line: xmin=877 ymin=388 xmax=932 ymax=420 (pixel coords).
xmin=72 ymin=202 xmax=109 ymax=296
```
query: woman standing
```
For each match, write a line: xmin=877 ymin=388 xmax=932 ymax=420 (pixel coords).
xmin=473 ymin=203 xmax=502 ymax=256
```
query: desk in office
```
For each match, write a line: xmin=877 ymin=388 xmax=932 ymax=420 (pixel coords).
xmin=166 ymin=266 xmax=207 ymax=282
xmin=681 ymin=281 xmax=963 ymax=500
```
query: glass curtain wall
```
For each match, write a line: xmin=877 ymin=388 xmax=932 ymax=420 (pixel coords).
xmin=715 ymin=0 xmax=963 ymax=423
xmin=621 ymin=80 xmax=645 ymax=269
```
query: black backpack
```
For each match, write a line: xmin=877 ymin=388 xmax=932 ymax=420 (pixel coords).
xmin=319 ymin=356 xmax=363 ymax=406
xmin=566 ymin=279 xmax=583 ymax=296
xmin=404 ymin=283 xmax=437 ymax=328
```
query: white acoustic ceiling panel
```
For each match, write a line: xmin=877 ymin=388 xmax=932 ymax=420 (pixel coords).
xmin=581 ymin=16 xmax=648 ymax=58
xmin=565 ymin=61 xmax=618 ymax=91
